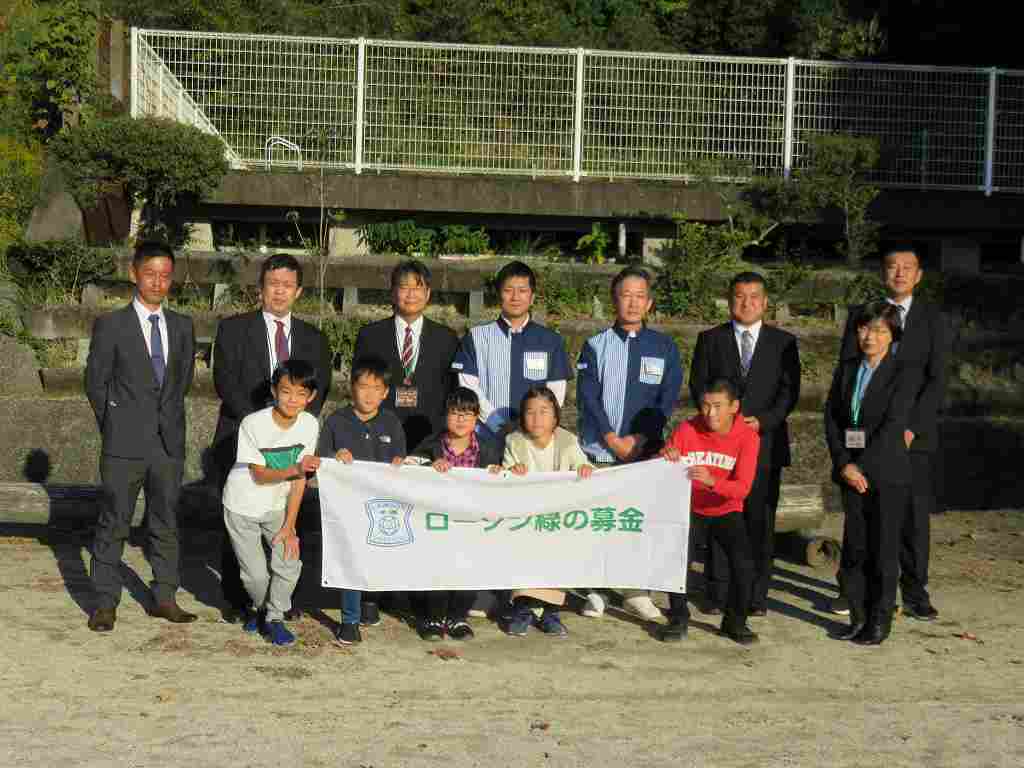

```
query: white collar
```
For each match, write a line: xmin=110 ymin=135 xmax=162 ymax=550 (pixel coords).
xmin=133 ymin=296 xmax=164 ymax=322
xmin=501 ymin=314 xmax=531 ymax=334
xmin=732 ymin=319 xmax=763 ymax=340
xmin=396 ymin=314 xmax=424 ymax=334
xmin=263 ymin=310 xmax=292 ymax=329
xmin=887 ymin=295 xmax=913 ymax=315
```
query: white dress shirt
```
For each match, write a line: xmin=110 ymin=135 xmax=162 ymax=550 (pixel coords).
xmin=395 ymin=314 xmax=425 ymax=375
xmin=732 ymin=319 xmax=763 ymax=358
xmin=886 ymin=295 xmax=913 ymax=327
xmin=133 ymin=296 xmax=169 ymax=365
xmin=263 ymin=311 xmax=292 ymax=371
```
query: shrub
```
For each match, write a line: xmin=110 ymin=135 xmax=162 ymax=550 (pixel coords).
xmin=7 ymin=238 xmax=114 ymax=305
xmin=654 ymin=218 xmax=745 ymax=321
xmin=357 ymin=219 xmax=437 ymax=256
xmin=48 ymin=116 xmax=230 ymax=240
xmin=439 ymin=224 xmax=489 ymax=256
xmin=576 ymin=223 xmax=609 ymax=264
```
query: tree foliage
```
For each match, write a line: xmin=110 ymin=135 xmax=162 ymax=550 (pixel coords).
xmin=48 ymin=115 xmax=230 ymax=239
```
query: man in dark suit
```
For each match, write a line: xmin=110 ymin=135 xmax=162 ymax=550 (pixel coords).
xmin=836 ymin=246 xmax=947 ymax=620
xmin=353 ymin=259 xmax=459 ymax=452
xmin=689 ymin=271 xmax=801 ymax=616
xmin=212 ymin=253 xmax=333 ymax=620
xmin=84 ymin=241 xmax=197 ymax=632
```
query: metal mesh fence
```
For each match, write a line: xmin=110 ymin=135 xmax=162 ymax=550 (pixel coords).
xmin=792 ymin=62 xmax=989 ymax=189
xmin=994 ymin=71 xmax=1024 ymax=192
xmin=362 ymin=42 xmax=576 ymax=175
xmin=134 ymin=29 xmax=1019 ymax=194
xmin=140 ymin=30 xmax=358 ymax=169
xmin=582 ymin=53 xmax=786 ymax=178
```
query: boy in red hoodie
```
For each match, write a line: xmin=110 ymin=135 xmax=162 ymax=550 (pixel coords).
xmin=658 ymin=377 xmax=760 ymax=645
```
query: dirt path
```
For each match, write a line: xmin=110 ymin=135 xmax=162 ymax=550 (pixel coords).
xmin=1 ymin=510 xmax=1022 ymax=768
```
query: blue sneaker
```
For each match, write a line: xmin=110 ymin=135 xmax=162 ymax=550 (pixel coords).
xmin=506 ymin=606 xmax=534 ymax=637
xmin=243 ymin=610 xmax=264 ymax=634
xmin=538 ymin=611 xmax=568 ymax=638
xmin=266 ymin=620 xmax=296 ymax=646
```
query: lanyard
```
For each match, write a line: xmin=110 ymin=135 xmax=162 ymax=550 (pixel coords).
xmin=850 ymin=363 xmax=871 ymax=427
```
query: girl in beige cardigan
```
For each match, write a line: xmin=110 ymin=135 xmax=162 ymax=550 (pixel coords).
xmin=502 ymin=386 xmax=593 ymax=638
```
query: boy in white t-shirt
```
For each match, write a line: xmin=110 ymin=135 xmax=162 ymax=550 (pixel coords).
xmin=222 ymin=360 xmax=321 ymax=646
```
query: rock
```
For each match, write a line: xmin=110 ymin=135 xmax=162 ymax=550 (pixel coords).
xmin=591 ymin=295 xmax=605 ymax=321
xmin=0 ymin=336 xmax=41 ymax=395
xmin=0 ymin=278 xmax=21 ymax=331
xmin=23 ymin=161 xmax=85 ymax=243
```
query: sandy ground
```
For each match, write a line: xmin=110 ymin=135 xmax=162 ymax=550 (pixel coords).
xmin=1 ymin=510 xmax=1022 ymax=768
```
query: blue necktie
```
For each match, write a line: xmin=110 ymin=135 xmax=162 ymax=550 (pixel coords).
xmin=149 ymin=314 xmax=166 ymax=387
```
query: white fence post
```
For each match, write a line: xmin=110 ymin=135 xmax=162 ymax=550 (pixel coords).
xmin=572 ymin=48 xmax=585 ymax=182
xmin=984 ymin=67 xmax=998 ymax=196
xmin=355 ymin=38 xmax=366 ymax=175
xmin=130 ymin=27 xmax=139 ymax=118
xmin=783 ymin=57 xmax=796 ymax=179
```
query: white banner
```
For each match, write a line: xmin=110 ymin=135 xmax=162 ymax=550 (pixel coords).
xmin=317 ymin=458 xmax=690 ymax=593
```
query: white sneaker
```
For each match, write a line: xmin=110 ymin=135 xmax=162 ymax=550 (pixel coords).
xmin=467 ymin=609 xmax=488 ymax=618
xmin=581 ymin=592 xmax=605 ymax=618
xmin=623 ymin=594 xmax=662 ymax=621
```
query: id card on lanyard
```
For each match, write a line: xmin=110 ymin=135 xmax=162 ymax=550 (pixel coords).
xmin=846 ymin=363 xmax=869 ymax=449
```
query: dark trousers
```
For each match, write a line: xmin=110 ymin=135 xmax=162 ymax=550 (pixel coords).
xmin=899 ymin=452 xmax=935 ymax=607
xmin=92 ymin=449 xmax=183 ymax=610
xmin=675 ymin=511 xmax=754 ymax=630
xmin=839 ymin=483 xmax=910 ymax=621
xmin=706 ymin=465 xmax=781 ymax=610
xmin=413 ymin=591 xmax=478 ymax=623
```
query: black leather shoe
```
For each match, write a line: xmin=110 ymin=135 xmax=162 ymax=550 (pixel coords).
xmin=853 ymin=616 xmax=892 ymax=646
xmin=722 ymin=622 xmax=759 ymax=646
xmin=221 ymin=605 xmax=246 ymax=624
xmin=150 ymin=600 xmax=198 ymax=623
xmin=88 ymin=607 xmax=116 ymax=632
xmin=284 ymin=607 xmax=303 ymax=621
xmin=749 ymin=607 xmax=767 ymax=618
xmin=360 ymin=602 xmax=381 ymax=627
xmin=658 ymin=618 xmax=689 ymax=642
xmin=834 ymin=619 xmax=866 ymax=641
xmin=903 ymin=602 xmax=938 ymax=621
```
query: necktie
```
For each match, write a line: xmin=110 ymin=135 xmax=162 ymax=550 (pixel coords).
xmin=401 ymin=325 xmax=414 ymax=381
xmin=149 ymin=314 xmax=166 ymax=387
xmin=740 ymin=330 xmax=754 ymax=377
xmin=896 ymin=304 xmax=906 ymax=329
xmin=275 ymin=320 xmax=289 ymax=366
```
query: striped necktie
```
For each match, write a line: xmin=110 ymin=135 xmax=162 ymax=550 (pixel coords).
xmin=401 ymin=325 xmax=414 ymax=381
xmin=740 ymin=330 xmax=754 ymax=377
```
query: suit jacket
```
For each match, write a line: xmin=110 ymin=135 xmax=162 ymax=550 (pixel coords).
xmin=85 ymin=303 xmax=195 ymax=460
xmin=353 ymin=315 xmax=459 ymax=452
xmin=689 ymin=322 xmax=801 ymax=469
xmin=824 ymin=354 xmax=922 ymax=488
xmin=212 ymin=310 xmax=333 ymax=470
xmin=839 ymin=298 xmax=948 ymax=453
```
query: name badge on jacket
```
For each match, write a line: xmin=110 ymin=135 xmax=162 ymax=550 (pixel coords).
xmin=524 ymin=351 xmax=549 ymax=381
xmin=395 ymin=386 xmax=418 ymax=408
xmin=845 ymin=429 xmax=866 ymax=449
xmin=639 ymin=356 xmax=665 ymax=385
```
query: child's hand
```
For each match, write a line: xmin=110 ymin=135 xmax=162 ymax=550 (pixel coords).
xmin=510 ymin=463 xmax=527 ymax=476
xmin=660 ymin=446 xmax=682 ymax=463
xmin=391 ymin=456 xmax=404 ymax=467
xmin=432 ymin=458 xmax=451 ymax=473
xmin=577 ymin=464 xmax=594 ymax=480
xmin=271 ymin=526 xmax=300 ymax=561
xmin=336 ymin=449 xmax=354 ymax=464
xmin=689 ymin=466 xmax=715 ymax=488
xmin=486 ymin=464 xmax=501 ymax=474
xmin=297 ymin=455 xmax=321 ymax=474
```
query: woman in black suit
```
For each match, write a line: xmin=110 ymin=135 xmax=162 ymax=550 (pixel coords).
xmin=824 ymin=301 xmax=922 ymax=645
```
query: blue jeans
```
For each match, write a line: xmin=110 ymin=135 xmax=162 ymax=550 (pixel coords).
xmin=341 ymin=589 xmax=361 ymax=625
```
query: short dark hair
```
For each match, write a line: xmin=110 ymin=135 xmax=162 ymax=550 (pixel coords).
xmin=132 ymin=240 xmax=175 ymax=266
xmin=495 ymin=260 xmax=536 ymax=293
xmin=728 ymin=271 xmax=767 ymax=295
xmin=854 ymin=300 xmax=903 ymax=343
xmin=272 ymin=359 xmax=318 ymax=393
xmin=350 ymin=356 xmax=392 ymax=386
xmin=610 ymin=266 xmax=653 ymax=298
xmin=882 ymin=244 xmax=921 ymax=268
xmin=517 ymin=385 xmax=561 ymax=432
xmin=445 ymin=386 xmax=480 ymax=415
xmin=701 ymin=377 xmax=741 ymax=403
xmin=260 ymin=253 xmax=303 ymax=287
xmin=390 ymin=259 xmax=432 ymax=291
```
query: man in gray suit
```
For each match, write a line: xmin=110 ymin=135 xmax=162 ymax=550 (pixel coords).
xmin=84 ymin=241 xmax=197 ymax=632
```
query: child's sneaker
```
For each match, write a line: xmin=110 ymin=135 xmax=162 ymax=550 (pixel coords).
xmin=581 ymin=592 xmax=605 ymax=618
xmin=334 ymin=622 xmax=362 ymax=645
xmin=624 ymin=594 xmax=662 ymax=621
xmin=447 ymin=619 xmax=475 ymax=640
xmin=360 ymin=602 xmax=382 ymax=627
xmin=242 ymin=609 xmax=264 ymax=634
xmin=505 ymin=605 xmax=534 ymax=637
xmin=266 ymin=620 xmax=296 ymax=646
xmin=538 ymin=611 xmax=568 ymax=638
xmin=419 ymin=620 xmax=445 ymax=642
